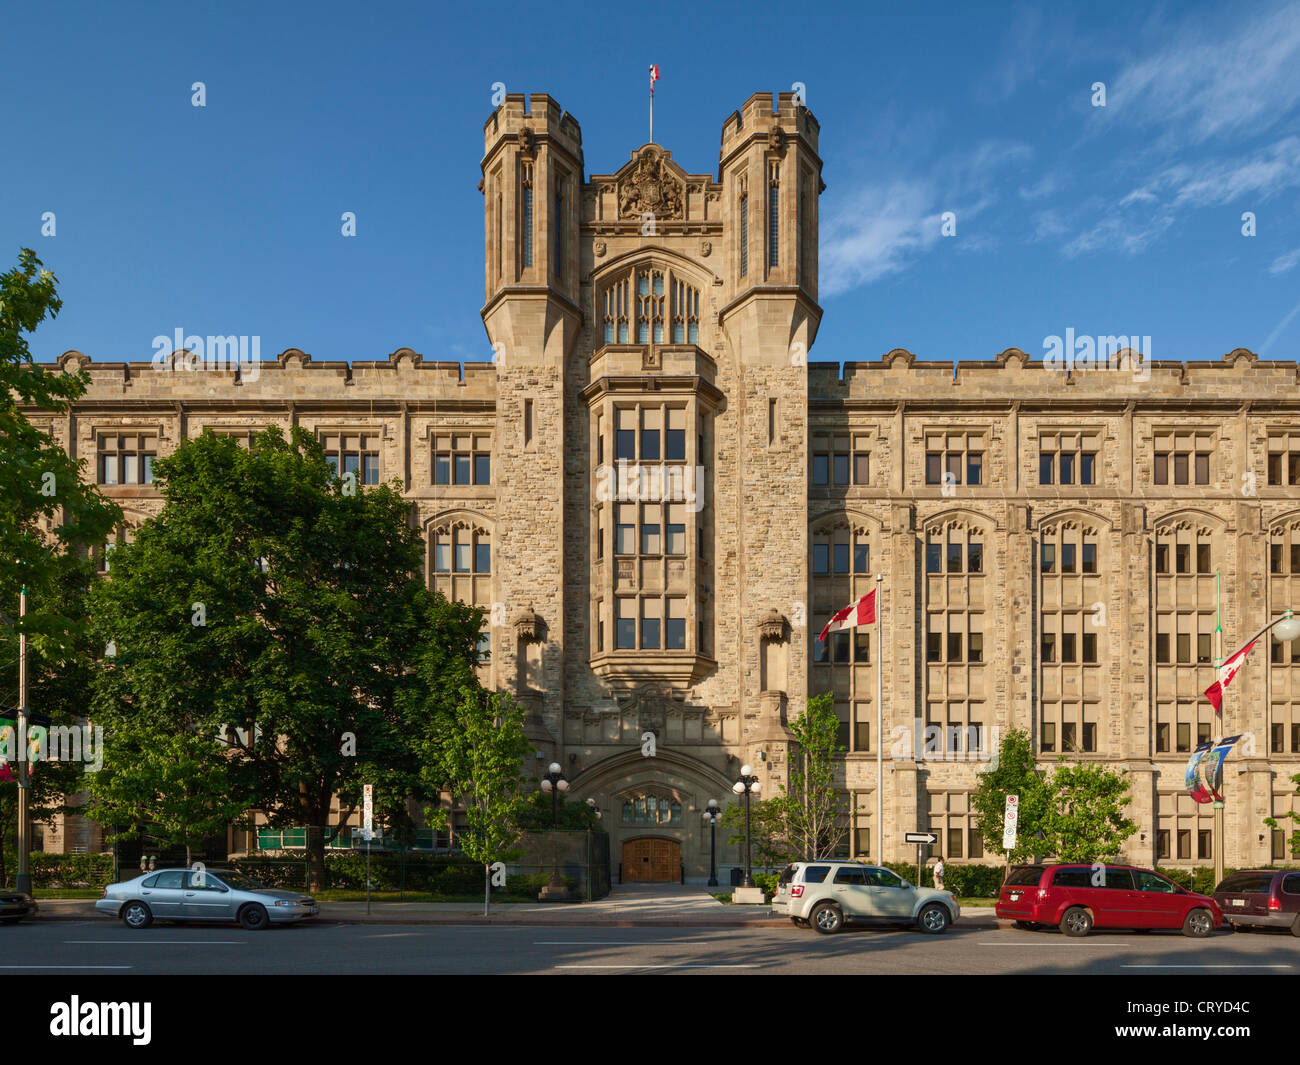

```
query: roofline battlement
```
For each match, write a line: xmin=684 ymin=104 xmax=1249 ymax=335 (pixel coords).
xmin=807 ymin=347 xmax=1300 ymax=404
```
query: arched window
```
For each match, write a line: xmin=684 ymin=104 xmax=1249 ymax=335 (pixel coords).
xmin=598 ymin=265 xmax=700 ymax=349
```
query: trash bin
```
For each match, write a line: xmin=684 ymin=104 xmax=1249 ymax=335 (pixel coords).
xmin=730 ymin=866 xmax=743 ymax=887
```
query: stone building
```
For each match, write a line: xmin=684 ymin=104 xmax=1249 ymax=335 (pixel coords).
xmin=28 ymin=91 xmax=1300 ymax=879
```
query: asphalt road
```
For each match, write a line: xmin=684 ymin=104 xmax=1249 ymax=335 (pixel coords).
xmin=3 ymin=919 xmax=1297 ymax=974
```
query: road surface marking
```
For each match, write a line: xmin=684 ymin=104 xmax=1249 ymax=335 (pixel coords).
xmin=65 ymin=940 xmax=246 ymax=945
xmin=0 ymin=965 xmax=132 ymax=970
xmin=1125 ymin=963 xmax=1296 ymax=969
xmin=555 ymin=964 xmax=761 ymax=971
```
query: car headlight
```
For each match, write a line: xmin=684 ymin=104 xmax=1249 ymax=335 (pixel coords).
xmin=274 ymin=900 xmax=295 ymax=907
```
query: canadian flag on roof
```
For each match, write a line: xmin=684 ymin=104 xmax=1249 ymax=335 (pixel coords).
xmin=818 ymin=590 xmax=877 ymax=643
xmin=1204 ymin=639 xmax=1258 ymax=713
xmin=649 ymin=64 xmax=660 ymax=94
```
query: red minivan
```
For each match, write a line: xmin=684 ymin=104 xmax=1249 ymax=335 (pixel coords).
xmin=995 ymin=863 xmax=1222 ymax=937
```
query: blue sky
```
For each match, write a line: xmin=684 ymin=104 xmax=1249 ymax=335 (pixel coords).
xmin=4 ymin=0 xmax=1299 ymax=368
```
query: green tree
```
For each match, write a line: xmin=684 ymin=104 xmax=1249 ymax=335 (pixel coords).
xmin=1042 ymin=759 xmax=1137 ymax=862
xmin=720 ymin=796 xmax=794 ymax=869
xmin=970 ymin=727 xmax=1052 ymax=863
xmin=424 ymin=686 xmax=531 ymax=916
xmin=1264 ymin=772 xmax=1300 ymax=860
xmin=0 ymin=248 xmax=119 ymax=885
xmin=774 ymin=692 xmax=847 ymax=860
xmin=83 ymin=723 xmax=249 ymax=865
xmin=86 ymin=426 xmax=446 ymax=888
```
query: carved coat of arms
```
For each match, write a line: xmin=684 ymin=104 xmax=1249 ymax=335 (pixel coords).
xmin=618 ymin=150 xmax=683 ymax=220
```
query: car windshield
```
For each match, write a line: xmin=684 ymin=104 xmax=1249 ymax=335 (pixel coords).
xmin=208 ymin=872 xmax=268 ymax=892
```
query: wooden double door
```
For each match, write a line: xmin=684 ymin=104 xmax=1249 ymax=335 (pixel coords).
xmin=622 ymin=837 xmax=681 ymax=883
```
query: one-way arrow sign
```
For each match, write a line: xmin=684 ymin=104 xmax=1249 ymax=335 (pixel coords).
xmin=904 ymin=831 xmax=938 ymax=845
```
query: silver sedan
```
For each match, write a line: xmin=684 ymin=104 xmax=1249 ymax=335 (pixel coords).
xmin=96 ymin=868 xmax=319 ymax=930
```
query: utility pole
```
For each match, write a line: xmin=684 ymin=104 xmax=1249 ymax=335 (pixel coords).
xmin=17 ymin=587 xmax=32 ymax=896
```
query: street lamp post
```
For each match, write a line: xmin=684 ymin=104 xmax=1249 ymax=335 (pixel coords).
xmin=15 ymin=588 xmax=31 ymax=896
xmin=1212 ymin=609 xmax=1300 ymax=884
xmin=701 ymin=799 xmax=721 ymax=887
xmin=538 ymin=762 xmax=568 ymax=827
xmin=538 ymin=763 xmax=573 ymax=902
xmin=732 ymin=766 xmax=761 ymax=889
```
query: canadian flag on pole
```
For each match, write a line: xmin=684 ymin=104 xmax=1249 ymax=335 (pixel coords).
xmin=649 ymin=64 xmax=660 ymax=94
xmin=818 ymin=590 xmax=877 ymax=643
xmin=1204 ymin=639 xmax=1258 ymax=713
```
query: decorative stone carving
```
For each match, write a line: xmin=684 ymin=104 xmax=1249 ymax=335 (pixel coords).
xmin=617 ymin=147 xmax=683 ymax=220
xmin=758 ymin=609 xmax=788 ymax=642
xmin=512 ymin=604 xmax=543 ymax=643
xmin=594 ymin=240 xmax=607 ymax=257
xmin=700 ymin=240 xmax=711 ymax=257
xmin=768 ymin=127 xmax=787 ymax=154
xmin=517 ymin=127 xmax=535 ymax=158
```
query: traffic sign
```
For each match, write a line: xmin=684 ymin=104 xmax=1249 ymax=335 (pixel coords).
xmin=904 ymin=831 xmax=938 ymax=845
xmin=363 ymin=783 xmax=373 ymax=841
xmin=1002 ymin=793 xmax=1019 ymax=851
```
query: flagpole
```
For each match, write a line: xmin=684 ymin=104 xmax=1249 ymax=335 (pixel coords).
xmin=876 ymin=573 xmax=884 ymax=866
xmin=649 ymin=86 xmax=654 ymax=144
xmin=1214 ymin=573 xmax=1224 ymax=887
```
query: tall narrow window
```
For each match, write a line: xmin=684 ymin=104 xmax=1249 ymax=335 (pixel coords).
xmin=739 ymin=192 xmax=748 ymax=276
xmin=767 ymin=169 xmax=779 ymax=268
xmin=554 ymin=188 xmax=563 ymax=280
xmin=768 ymin=399 xmax=776 ymax=446
xmin=521 ymin=183 xmax=533 ymax=269
xmin=524 ymin=399 xmax=533 ymax=446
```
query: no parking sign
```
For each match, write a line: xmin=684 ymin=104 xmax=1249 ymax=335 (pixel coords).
xmin=1002 ymin=793 xmax=1019 ymax=851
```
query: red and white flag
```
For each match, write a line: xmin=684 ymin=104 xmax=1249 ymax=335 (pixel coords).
xmin=818 ymin=590 xmax=877 ymax=643
xmin=1204 ymin=639 xmax=1258 ymax=713
xmin=649 ymin=64 xmax=660 ymax=95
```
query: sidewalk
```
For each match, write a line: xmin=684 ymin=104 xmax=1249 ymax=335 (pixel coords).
xmin=34 ymin=885 xmax=1000 ymax=928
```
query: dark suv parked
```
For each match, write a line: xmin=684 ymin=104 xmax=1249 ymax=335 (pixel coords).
xmin=1213 ymin=870 xmax=1300 ymax=935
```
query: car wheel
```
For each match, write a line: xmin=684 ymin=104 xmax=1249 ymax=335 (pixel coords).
xmin=238 ymin=903 xmax=270 ymax=931
xmin=918 ymin=903 xmax=949 ymax=934
xmin=810 ymin=902 xmax=843 ymax=934
xmin=122 ymin=901 xmax=153 ymax=929
xmin=1182 ymin=908 xmax=1213 ymax=938
xmin=1290 ymin=914 xmax=1300 ymax=939
xmin=1060 ymin=907 xmax=1092 ymax=938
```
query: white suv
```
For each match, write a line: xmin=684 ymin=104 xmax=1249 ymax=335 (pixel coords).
xmin=772 ymin=860 xmax=959 ymax=934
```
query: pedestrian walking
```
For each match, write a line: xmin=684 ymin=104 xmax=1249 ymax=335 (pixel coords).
xmin=933 ymin=856 xmax=945 ymax=891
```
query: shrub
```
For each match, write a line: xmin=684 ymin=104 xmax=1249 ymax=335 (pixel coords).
xmin=31 ymin=852 xmax=114 ymax=889
xmin=752 ymin=872 xmax=779 ymax=899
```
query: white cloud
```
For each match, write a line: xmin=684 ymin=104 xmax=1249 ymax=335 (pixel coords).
xmin=1109 ymin=4 xmax=1300 ymax=145
xmin=1271 ymin=248 xmax=1300 ymax=275
xmin=820 ymin=180 xmax=940 ymax=296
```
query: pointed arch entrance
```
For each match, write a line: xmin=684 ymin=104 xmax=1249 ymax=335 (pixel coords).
xmin=569 ymin=748 xmax=738 ymax=884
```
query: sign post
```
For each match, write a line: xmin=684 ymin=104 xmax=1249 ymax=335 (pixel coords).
xmin=363 ymin=784 xmax=374 ymax=915
xmin=1002 ymin=793 xmax=1019 ymax=880
xmin=904 ymin=831 xmax=938 ymax=886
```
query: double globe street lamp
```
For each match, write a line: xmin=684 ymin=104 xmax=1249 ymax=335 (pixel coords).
xmin=701 ymin=799 xmax=722 ymax=887
xmin=732 ymin=766 xmax=761 ymax=889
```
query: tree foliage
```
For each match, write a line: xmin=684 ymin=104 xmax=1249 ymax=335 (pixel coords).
xmin=0 ymin=248 xmax=119 ymax=885
xmin=422 ymin=685 xmax=532 ymax=915
xmin=971 ymin=728 xmax=1053 ymax=863
xmin=972 ymin=728 xmax=1137 ymax=864
xmin=1265 ymin=772 xmax=1300 ymax=859
xmin=85 ymin=426 xmax=456 ymax=887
